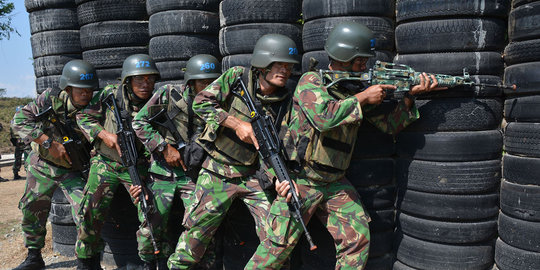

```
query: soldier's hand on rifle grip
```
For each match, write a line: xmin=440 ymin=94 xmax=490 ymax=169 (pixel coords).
xmin=355 ymin=84 xmax=394 ymax=106
xmin=275 ymin=180 xmax=300 ymax=203
xmin=129 ymin=185 xmax=149 ymax=205
xmin=50 ymin=141 xmax=72 ymax=165
xmin=409 ymin=73 xmax=447 ymax=95
xmin=236 ymin=119 xmax=260 ymax=150
xmin=162 ymin=143 xmax=187 ymax=171
xmin=98 ymin=130 xmax=122 ymax=157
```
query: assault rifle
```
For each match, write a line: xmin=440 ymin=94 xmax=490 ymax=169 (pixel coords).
xmin=148 ymin=108 xmax=187 ymax=157
xmin=321 ymin=60 xmax=517 ymax=91
xmin=103 ymin=93 xmax=160 ymax=255
xmin=36 ymin=107 xmax=91 ymax=178
xmin=231 ymin=77 xmax=318 ymax=251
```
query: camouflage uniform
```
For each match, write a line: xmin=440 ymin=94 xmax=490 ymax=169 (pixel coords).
xmin=167 ymin=66 xmax=292 ymax=269
xmin=10 ymin=124 xmax=31 ymax=174
xmin=74 ymin=84 xmax=153 ymax=260
xmin=132 ymin=84 xmax=208 ymax=262
xmin=246 ymin=71 xmax=420 ymax=269
xmin=11 ymin=88 xmax=89 ymax=249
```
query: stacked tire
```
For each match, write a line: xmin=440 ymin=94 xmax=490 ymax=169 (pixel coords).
xmin=49 ymin=188 xmax=78 ymax=257
xmin=77 ymin=0 xmax=149 ymax=88
xmin=147 ymin=0 xmax=220 ymax=89
xmin=25 ymin=0 xmax=82 ymax=94
xmin=219 ymin=0 xmax=303 ymax=90
xmin=393 ymin=1 xmax=509 ymax=269
xmin=496 ymin=1 xmax=540 ymax=269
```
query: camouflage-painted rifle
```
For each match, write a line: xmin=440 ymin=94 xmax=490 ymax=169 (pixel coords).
xmin=231 ymin=77 xmax=318 ymax=251
xmin=103 ymin=93 xmax=160 ymax=256
xmin=322 ymin=60 xmax=516 ymax=91
xmin=36 ymin=107 xmax=91 ymax=179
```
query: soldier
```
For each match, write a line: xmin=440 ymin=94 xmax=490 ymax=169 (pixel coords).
xmin=130 ymin=54 xmax=222 ymax=269
xmin=166 ymin=34 xmax=300 ymax=269
xmin=11 ymin=105 xmax=31 ymax=180
xmin=11 ymin=59 xmax=97 ymax=270
xmin=74 ymin=54 xmax=159 ymax=270
xmin=246 ymin=21 xmax=448 ymax=269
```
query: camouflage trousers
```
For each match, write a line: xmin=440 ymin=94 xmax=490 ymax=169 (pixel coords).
xmin=13 ymin=143 xmax=29 ymax=173
xmin=167 ymin=168 xmax=274 ymax=270
xmin=245 ymin=176 xmax=371 ymax=270
xmin=19 ymin=151 xmax=85 ymax=249
xmin=75 ymin=154 xmax=149 ymax=259
xmin=137 ymin=173 xmax=196 ymax=262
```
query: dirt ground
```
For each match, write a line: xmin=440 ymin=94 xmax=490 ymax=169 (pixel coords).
xmin=0 ymin=165 xmax=78 ymax=270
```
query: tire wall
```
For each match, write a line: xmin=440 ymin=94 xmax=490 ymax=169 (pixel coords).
xmin=26 ymin=0 xmax=81 ymax=95
xmin=147 ymin=0 xmax=220 ymax=87
xmin=393 ymin=1 xmax=510 ymax=269
xmin=497 ymin=1 xmax=540 ymax=268
xmin=78 ymin=0 xmax=149 ymax=88
xmin=300 ymin=1 xmax=396 ymax=270
xmin=49 ymin=187 xmax=77 ymax=257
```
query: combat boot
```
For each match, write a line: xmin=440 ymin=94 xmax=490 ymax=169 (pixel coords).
xmin=77 ymin=256 xmax=102 ymax=270
xmin=143 ymin=260 xmax=157 ymax=270
xmin=13 ymin=248 xmax=45 ymax=270
xmin=13 ymin=172 xmax=21 ymax=180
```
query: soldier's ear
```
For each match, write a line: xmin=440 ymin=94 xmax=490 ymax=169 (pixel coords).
xmin=65 ymin=86 xmax=72 ymax=95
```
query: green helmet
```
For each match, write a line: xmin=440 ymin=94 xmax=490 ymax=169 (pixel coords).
xmin=121 ymin=54 xmax=160 ymax=84
xmin=184 ymin=54 xmax=221 ymax=84
xmin=325 ymin=21 xmax=376 ymax=62
xmin=59 ymin=59 xmax=99 ymax=90
xmin=250 ymin=34 xmax=300 ymax=68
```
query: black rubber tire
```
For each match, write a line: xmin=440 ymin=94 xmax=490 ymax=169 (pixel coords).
xmin=346 ymin=158 xmax=394 ymax=187
xmin=396 ymin=18 xmax=506 ymax=54
xmin=51 ymin=187 xmax=70 ymax=204
xmin=29 ymin=8 xmax=78 ymax=34
xmin=302 ymin=0 xmax=395 ymax=20
xmin=36 ymin=75 xmax=61 ymax=94
xmin=149 ymin=10 xmax=219 ymax=37
xmin=52 ymin=242 xmax=76 ymax=258
xmin=80 ymin=21 xmax=149 ymax=50
xmin=365 ymin=253 xmax=394 ymax=270
xmin=219 ymin=0 xmax=301 ymax=27
xmin=95 ymin=68 xmax=122 ymax=88
xmin=155 ymin=60 xmax=187 ymax=80
xmin=396 ymin=159 xmax=501 ymax=194
xmin=146 ymin=0 xmax=220 ymax=15
xmin=155 ymin=80 xmax=184 ymax=90
xmin=303 ymin=16 xmax=394 ymax=52
xmin=25 ymin=0 xmax=75 ymax=11
xmin=77 ymin=0 xmax=147 ymax=26
xmin=49 ymin=203 xmax=75 ymax=224
xmin=221 ymin=54 xmax=251 ymax=71
xmin=504 ymin=122 xmax=540 ymax=158
xmin=149 ymin=35 xmax=219 ymax=62
xmin=396 ymin=0 xmax=510 ymax=22
xmin=404 ymin=98 xmax=502 ymax=132
xmin=504 ymin=39 xmax=540 ymax=66
xmin=396 ymin=130 xmax=503 ymax=162
xmin=499 ymin=212 xmax=540 ymax=252
xmin=394 ymin=51 xmax=504 ymax=76
xmin=370 ymin=231 xmax=394 ymax=258
xmin=495 ymin=238 xmax=540 ymax=270
xmin=397 ymin=212 xmax=497 ymax=244
xmin=30 ymin=30 xmax=81 ymax=58
xmin=396 ymin=189 xmax=499 ymax=221
xmin=367 ymin=208 xmax=396 ymax=233
xmin=219 ymin=23 xmax=302 ymax=55
xmin=504 ymin=95 xmax=540 ymax=122
xmin=504 ymin=61 xmax=540 ymax=96
xmin=503 ymin=154 xmax=540 ymax=186
xmin=301 ymin=50 xmax=393 ymax=74
xmin=352 ymin=130 xmax=395 ymax=159
xmin=395 ymin=233 xmax=495 ymax=270
xmin=512 ymin=0 xmax=537 ymax=8
xmin=34 ymin=54 xmax=81 ymax=77
xmin=508 ymin=1 xmax=540 ymax=42
xmin=500 ymin=180 xmax=540 ymax=222
xmin=51 ymin=223 xmax=77 ymax=245
xmin=356 ymin=186 xmax=396 ymax=210
xmin=82 ymin=46 xmax=148 ymax=69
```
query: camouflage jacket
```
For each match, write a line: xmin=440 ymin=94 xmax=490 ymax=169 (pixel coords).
xmin=132 ymin=84 xmax=204 ymax=180
xmin=194 ymin=66 xmax=290 ymax=179
xmin=76 ymin=84 xmax=149 ymax=163
xmin=283 ymin=71 xmax=420 ymax=184
xmin=11 ymin=88 xmax=91 ymax=169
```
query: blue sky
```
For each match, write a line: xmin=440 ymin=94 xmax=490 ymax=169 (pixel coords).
xmin=0 ymin=0 xmax=35 ymax=98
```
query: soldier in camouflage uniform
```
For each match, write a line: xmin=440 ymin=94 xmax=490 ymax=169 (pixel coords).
xmin=246 ymin=22 xmax=447 ymax=269
xmin=74 ymin=54 xmax=159 ymax=270
xmin=11 ymin=60 xmax=98 ymax=270
xmin=130 ymin=54 xmax=222 ymax=269
xmin=167 ymin=34 xmax=300 ymax=270
xmin=11 ymin=105 xmax=31 ymax=180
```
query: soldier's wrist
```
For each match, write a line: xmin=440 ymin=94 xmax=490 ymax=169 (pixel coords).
xmin=404 ymin=92 xmax=416 ymax=101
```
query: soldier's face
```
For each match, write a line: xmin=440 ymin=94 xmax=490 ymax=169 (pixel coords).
xmin=350 ymin=57 xmax=369 ymax=72
xmin=68 ymin=87 xmax=93 ymax=106
xmin=194 ymin=78 xmax=215 ymax=93
xmin=265 ymin=62 xmax=293 ymax=88
xmin=131 ymin=75 xmax=157 ymax=100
